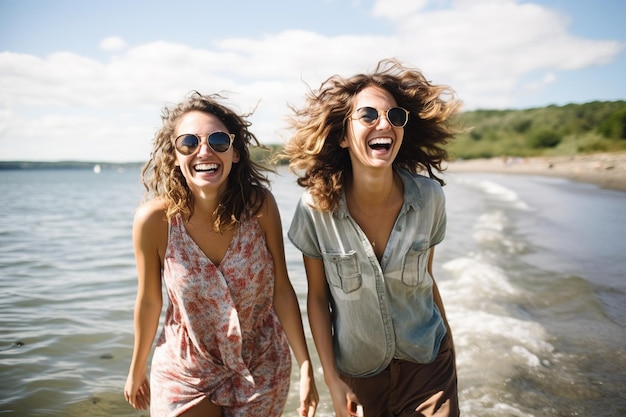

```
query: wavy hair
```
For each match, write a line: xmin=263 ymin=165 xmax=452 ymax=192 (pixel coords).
xmin=141 ymin=91 xmax=269 ymax=231
xmin=282 ymin=58 xmax=462 ymax=212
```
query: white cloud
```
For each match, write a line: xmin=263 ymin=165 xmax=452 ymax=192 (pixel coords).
xmin=100 ymin=36 xmax=127 ymax=52
xmin=372 ymin=0 xmax=428 ymax=20
xmin=0 ymin=0 xmax=623 ymax=161
xmin=382 ymin=0 xmax=623 ymax=107
xmin=524 ymin=72 xmax=556 ymax=93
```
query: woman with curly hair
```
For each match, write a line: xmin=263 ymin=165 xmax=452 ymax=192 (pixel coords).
xmin=124 ymin=91 xmax=318 ymax=417
xmin=284 ymin=59 xmax=461 ymax=417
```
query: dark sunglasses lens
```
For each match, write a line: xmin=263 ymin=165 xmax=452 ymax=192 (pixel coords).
xmin=175 ymin=134 xmax=200 ymax=155
xmin=357 ymin=107 xmax=379 ymax=125
xmin=208 ymin=132 xmax=232 ymax=153
xmin=388 ymin=108 xmax=408 ymax=127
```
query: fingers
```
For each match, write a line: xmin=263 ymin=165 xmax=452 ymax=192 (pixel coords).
xmin=346 ymin=395 xmax=363 ymax=417
xmin=346 ymin=401 xmax=363 ymax=417
xmin=298 ymin=398 xmax=318 ymax=417
xmin=126 ymin=391 xmax=148 ymax=410
xmin=124 ymin=379 xmax=151 ymax=410
xmin=136 ymin=381 xmax=151 ymax=409
xmin=141 ymin=379 xmax=151 ymax=401
xmin=306 ymin=400 xmax=318 ymax=417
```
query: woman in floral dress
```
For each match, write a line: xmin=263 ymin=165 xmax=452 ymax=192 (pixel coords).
xmin=124 ymin=91 xmax=318 ymax=417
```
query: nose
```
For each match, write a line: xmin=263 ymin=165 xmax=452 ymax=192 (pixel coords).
xmin=196 ymin=140 xmax=213 ymax=156
xmin=375 ymin=113 xmax=392 ymax=129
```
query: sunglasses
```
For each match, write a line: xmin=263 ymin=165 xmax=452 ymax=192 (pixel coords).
xmin=173 ymin=132 xmax=234 ymax=155
xmin=351 ymin=106 xmax=409 ymax=128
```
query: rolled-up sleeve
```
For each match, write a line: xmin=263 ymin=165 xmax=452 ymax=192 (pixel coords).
xmin=288 ymin=193 xmax=323 ymax=259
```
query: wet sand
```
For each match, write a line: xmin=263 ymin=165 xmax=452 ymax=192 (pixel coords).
xmin=444 ymin=152 xmax=626 ymax=192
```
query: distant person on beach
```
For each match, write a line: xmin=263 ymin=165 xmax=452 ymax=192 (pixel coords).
xmin=124 ymin=91 xmax=318 ymax=417
xmin=282 ymin=59 xmax=461 ymax=417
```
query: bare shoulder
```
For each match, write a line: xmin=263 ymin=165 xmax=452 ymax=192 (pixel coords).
xmin=261 ymin=188 xmax=279 ymax=212
xmin=256 ymin=189 xmax=281 ymax=230
xmin=132 ymin=198 xmax=169 ymax=260
xmin=134 ymin=198 xmax=169 ymax=230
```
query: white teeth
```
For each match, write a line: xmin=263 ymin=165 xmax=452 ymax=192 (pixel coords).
xmin=368 ymin=138 xmax=392 ymax=150
xmin=195 ymin=163 xmax=218 ymax=172
xmin=368 ymin=138 xmax=392 ymax=146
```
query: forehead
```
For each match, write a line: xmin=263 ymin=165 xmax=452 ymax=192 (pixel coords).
xmin=353 ymin=85 xmax=398 ymax=109
xmin=176 ymin=110 xmax=227 ymax=134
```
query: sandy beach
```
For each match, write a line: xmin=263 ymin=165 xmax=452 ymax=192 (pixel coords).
xmin=444 ymin=152 xmax=626 ymax=192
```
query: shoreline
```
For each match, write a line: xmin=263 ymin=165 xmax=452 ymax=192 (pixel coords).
xmin=443 ymin=152 xmax=626 ymax=192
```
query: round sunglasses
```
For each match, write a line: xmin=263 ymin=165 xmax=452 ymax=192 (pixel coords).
xmin=351 ymin=106 xmax=409 ymax=128
xmin=173 ymin=132 xmax=234 ymax=155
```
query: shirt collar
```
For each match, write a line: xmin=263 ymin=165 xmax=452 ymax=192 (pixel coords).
xmin=335 ymin=168 xmax=423 ymax=219
xmin=397 ymin=168 xmax=423 ymax=212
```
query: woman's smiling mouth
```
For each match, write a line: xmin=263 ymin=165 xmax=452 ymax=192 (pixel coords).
xmin=368 ymin=137 xmax=392 ymax=151
xmin=194 ymin=163 xmax=219 ymax=173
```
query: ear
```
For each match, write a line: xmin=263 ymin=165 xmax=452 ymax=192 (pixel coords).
xmin=340 ymin=125 xmax=352 ymax=149
xmin=232 ymin=149 xmax=241 ymax=163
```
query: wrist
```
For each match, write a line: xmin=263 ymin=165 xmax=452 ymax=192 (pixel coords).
xmin=323 ymin=368 xmax=343 ymax=387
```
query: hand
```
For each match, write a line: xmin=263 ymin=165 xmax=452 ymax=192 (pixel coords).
xmin=297 ymin=361 xmax=319 ymax=417
xmin=124 ymin=374 xmax=151 ymax=410
xmin=328 ymin=378 xmax=361 ymax=417
xmin=347 ymin=402 xmax=364 ymax=417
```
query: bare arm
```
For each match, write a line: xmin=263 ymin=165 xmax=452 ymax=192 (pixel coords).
xmin=304 ymin=255 xmax=360 ymax=417
xmin=428 ymin=247 xmax=455 ymax=354
xmin=124 ymin=200 xmax=167 ymax=410
xmin=259 ymin=192 xmax=318 ymax=417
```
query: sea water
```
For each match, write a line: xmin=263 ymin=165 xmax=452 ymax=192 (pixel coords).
xmin=0 ymin=166 xmax=624 ymax=416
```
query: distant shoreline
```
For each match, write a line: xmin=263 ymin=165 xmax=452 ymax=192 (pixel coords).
xmin=0 ymin=161 xmax=144 ymax=171
xmin=3 ymin=153 xmax=625 ymax=193
xmin=445 ymin=152 xmax=626 ymax=192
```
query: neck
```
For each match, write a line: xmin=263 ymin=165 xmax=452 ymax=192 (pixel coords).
xmin=347 ymin=168 xmax=398 ymax=207
xmin=189 ymin=188 xmax=224 ymax=224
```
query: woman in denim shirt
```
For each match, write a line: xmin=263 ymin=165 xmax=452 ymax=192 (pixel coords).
xmin=283 ymin=59 xmax=461 ymax=417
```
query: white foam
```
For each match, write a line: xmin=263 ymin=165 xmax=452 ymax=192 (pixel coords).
xmin=456 ymin=177 xmax=529 ymax=210
xmin=472 ymin=210 xmax=527 ymax=253
xmin=491 ymin=402 xmax=535 ymax=417
xmin=461 ymin=396 xmax=535 ymax=417
xmin=442 ymin=257 xmax=519 ymax=298
xmin=512 ymin=345 xmax=548 ymax=368
xmin=440 ymin=255 xmax=554 ymax=391
xmin=475 ymin=210 xmax=507 ymax=232
xmin=450 ymin=309 xmax=552 ymax=351
xmin=479 ymin=179 xmax=529 ymax=209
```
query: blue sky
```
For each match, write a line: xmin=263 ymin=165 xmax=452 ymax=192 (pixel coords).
xmin=1 ymin=0 xmax=625 ymax=162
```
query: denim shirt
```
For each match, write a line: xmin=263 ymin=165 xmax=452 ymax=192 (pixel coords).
xmin=288 ymin=168 xmax=447 ymax=377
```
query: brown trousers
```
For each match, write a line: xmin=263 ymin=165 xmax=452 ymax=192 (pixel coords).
xmin=341 ymin=334 xmax=459 ymax=417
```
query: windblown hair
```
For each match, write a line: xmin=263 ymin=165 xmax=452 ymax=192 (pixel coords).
xmin=141 ymin=91 xmax=269 ymax=231
xmin=282 ymin=58 xmax=462 ymax=212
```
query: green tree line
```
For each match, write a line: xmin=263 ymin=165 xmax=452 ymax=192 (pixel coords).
xmin=447 ymin=100 xmax=626 ymax=159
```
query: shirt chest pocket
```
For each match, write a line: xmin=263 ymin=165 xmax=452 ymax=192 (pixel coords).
xmin=401 ymin=241 xmax=430 ymax=287
xmin=322 ymin=251 xmax=362 ymax=293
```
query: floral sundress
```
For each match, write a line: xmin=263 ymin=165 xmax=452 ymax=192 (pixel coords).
xmin=149 ymin=214 xmax=291 ymax=417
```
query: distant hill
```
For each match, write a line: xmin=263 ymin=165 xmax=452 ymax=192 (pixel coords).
xmin=448 ymin=100 xmax=626 ymax=159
